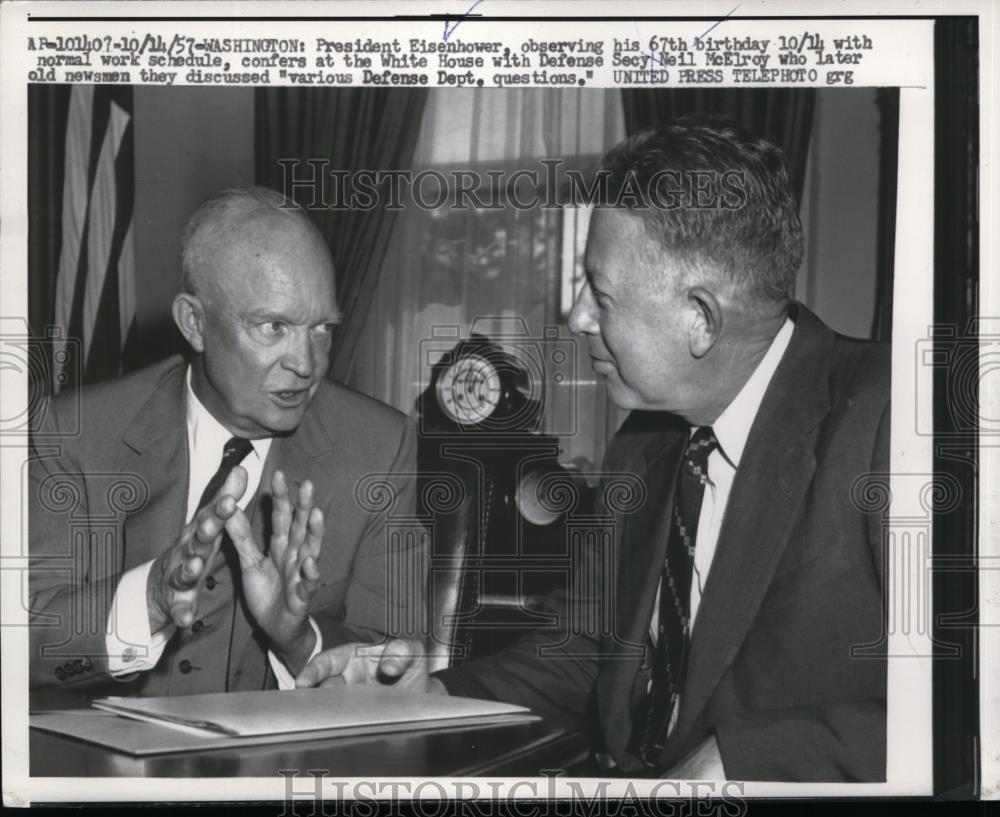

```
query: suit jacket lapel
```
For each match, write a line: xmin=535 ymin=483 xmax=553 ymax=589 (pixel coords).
xmin=615 ymin=433 xmax=686 ymax=649
xmin=119 ymin=361 xmax=189 ymax=570
xmin=598 ymin=418 xmax=686 ymax=760
xmin=675 ymin=305 xmax=834 ymax=741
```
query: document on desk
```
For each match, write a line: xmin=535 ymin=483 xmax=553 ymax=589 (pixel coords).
xmin=29 ymin=686 xmax=539 ymax=756
xmin=92 ymin=686 xmax=536 ymax=737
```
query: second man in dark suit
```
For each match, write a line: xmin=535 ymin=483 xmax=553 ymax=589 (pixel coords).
xmin=296 ymin=118 xmax=889 ymax=782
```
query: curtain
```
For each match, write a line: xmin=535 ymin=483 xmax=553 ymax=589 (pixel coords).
xmin=870 ymin=88 xmax=900 ymax=341
xmin=621 ymin=88 xmax=816 ymax=204
xmin=350 ymin=89 xmax=627 ymax=473
xmin=255 ymin=88 xmax=429 ymax=381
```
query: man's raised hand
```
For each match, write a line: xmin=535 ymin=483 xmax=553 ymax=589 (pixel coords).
xmin=147 ymin=465 xmax=248 ymax=633
xmin=224 ymin=469 xmax=323 ymax=674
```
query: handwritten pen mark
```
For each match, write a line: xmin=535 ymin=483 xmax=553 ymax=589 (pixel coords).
xmin=694 ymin=3 xmax=743 ymax=45
xmin=443 ymin=0 xmax=487 ymax=42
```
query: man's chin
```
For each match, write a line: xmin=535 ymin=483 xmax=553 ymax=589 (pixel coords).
xmin=257 ymin=406 xmax=309 ymax=436
xmin=602 ymin=383 xmax=640 ymax=411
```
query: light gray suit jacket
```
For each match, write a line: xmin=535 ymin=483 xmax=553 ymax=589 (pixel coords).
xmin=29 ymin=356 xmax=423 ymax=696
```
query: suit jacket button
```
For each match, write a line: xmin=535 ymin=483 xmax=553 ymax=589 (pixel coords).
xmin=71 ymin=659 xmax=84 ymax=672
xmin=178 ymin=659 xmax=193 ymax=674
xmin=192 ymin=620 xmax=205 ymax=633
xmin=205 ymin=577 xmax=217 ymax=590
xmin=55 ymin=667 xmax=66 ymax=680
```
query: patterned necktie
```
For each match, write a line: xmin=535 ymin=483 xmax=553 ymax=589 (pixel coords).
xmin=634 ymin=425 xmax=718 ymax=766
xmin=196 ymin=437 xmax=253 ymax=513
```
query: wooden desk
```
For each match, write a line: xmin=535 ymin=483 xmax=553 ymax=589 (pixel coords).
xmin=30 ymin=691 xmax=589 ymax=777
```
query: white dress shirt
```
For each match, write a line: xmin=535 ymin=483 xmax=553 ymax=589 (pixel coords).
xmin=106 ymin=367 xmax=322 ymax=688
xmin=648 ymin=318 xmax=793 ymax=735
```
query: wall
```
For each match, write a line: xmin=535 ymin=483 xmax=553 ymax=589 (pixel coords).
xmin=131 ymin=86 xmax=254 ymax=362
xmin=797 ymin=88 xmax=882 ymax=339
xmin=128 ymin=87 xmax=884 ymax=362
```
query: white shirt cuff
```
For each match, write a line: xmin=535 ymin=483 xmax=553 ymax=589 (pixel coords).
xmin=106 ymin=559 xmax=174 ymax=675
xmin=268 ymin=617 xmax=323 ymax=689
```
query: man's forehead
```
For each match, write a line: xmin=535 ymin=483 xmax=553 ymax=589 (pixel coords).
xmin=589 ymin=207 xmax=649 ymax=244
xmin=200 ymin=222 xmax=334 ymax=303
xmin=586 ymin=209 xmax=650 ymax=268
xmin=233 ymin=208 xmax=317 ymax=247
xmin=209 ymin=211 xmax=330 ymax=269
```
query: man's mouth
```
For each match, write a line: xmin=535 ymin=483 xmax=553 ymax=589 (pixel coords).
xmin=589 ymin=355 xmax=615 ymax=374
xmin=270 ymin=388 xmax=311 ymax=408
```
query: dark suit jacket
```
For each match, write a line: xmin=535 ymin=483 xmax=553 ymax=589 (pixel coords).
xmin=29 ymin=356 xmax=423 ymax=696
xmin=436 ymin=304 xmax=889 ymax=782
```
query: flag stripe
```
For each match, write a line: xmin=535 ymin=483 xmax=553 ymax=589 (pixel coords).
xmin=118 ymin=222 xmax=136 ymax=353
xmin=110 ymin=88 xmax=136 ymax=358
xmin=53 ymin=85 xmax=94 ymax=386
xmin=66 ymin=88 xmax=114 ymax=353
xmin=82 ymin=99 xmax=130 ymax=361
xmin=51 ymin=85 xmax=137 ymax=389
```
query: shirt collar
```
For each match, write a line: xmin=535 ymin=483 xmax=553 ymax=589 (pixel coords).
xmin=185 ymin=366 xmax=270 ymax=460
xmin=705 ymin=316 xmax=794 ymax=469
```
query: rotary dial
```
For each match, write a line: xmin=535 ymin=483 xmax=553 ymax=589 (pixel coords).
xmin=435 ymin=353 xmax=503 ymax=426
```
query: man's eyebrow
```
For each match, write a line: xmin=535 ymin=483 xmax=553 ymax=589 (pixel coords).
xmin=245 ymin=309 xmax=289 ymax=321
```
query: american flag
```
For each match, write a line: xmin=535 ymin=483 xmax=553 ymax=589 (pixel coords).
xmin=51 ymin=85 xmax=136 ymax=391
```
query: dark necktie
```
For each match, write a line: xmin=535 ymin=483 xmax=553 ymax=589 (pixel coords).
xmin=633 ymin=425 xmax=718 ymax=767
xmin=196 ymin=436 xmax=253 ymax=513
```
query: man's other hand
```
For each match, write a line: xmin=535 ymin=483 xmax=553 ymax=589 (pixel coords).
xmin=147 ymin=466 xmax=248 ymax=633
xmin=294 ymin=638 xmax=446 ymax=695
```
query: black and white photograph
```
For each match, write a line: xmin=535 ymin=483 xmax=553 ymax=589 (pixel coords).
xmin=0 ymin=0 xmax=991 ymax=807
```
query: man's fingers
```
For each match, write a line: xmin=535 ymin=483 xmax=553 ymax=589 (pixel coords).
xmin=170 ymin=554 xmax=205 ymax=589
xmin=290 ymin=555 xmax=320 ymax=606
xmin=189 ymin=494 xmax=236 ymax=557
xmin=290 ymin=479 xmax=314 ymax=547
xmin=224 ymin=508 xmax=264 ymax=571
xmin=295 ymin=642 xmax=424 ymax=689
xmin=270 ymin=470 xmax=292 ymax=564
xmin=305 ymin=507 xmax=323 ymax=562
xmin=291 ymin=509 xmax=323 ymax=580
xmin=169 ymin=591 xmax=198 ymax=629
xmin=283 ymin=555 xmax=312 ymax=612
xmin=301 ymin=555 xmax=320 ymax=584
xmin=217 ymin=465 xmax=249 ymax=507
xmin=188 ymin=466 xmax=246 ymax=550
xmin=378 ymin=638 xmax=422 ymax=678
xmin=295 ymin=645 xmax=353 ymax=688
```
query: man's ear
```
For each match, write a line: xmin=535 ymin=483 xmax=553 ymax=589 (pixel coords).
xmin=172 ymin=293 xmax=207 ymax=354
xmin=687 ymin=286 xmax=723 ymax=358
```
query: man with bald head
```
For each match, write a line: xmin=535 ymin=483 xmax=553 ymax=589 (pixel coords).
xmin=29 ymin=187 xmax=421 ymax=697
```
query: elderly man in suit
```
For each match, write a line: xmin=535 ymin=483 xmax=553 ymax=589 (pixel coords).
xmin=29 ymin=187 xmax=422 ymax=697
xmin=294 ymin=118 xmax=889 ymax=782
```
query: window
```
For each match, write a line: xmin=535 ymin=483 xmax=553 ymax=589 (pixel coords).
xmin=349 ymin=89 xmax=626 ymax=471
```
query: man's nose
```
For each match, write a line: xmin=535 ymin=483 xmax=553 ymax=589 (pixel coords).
xmin=281 ymin=328 xmax=316 ymax=378
xmin=567 ymin=285 xmax=598 ymax=336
